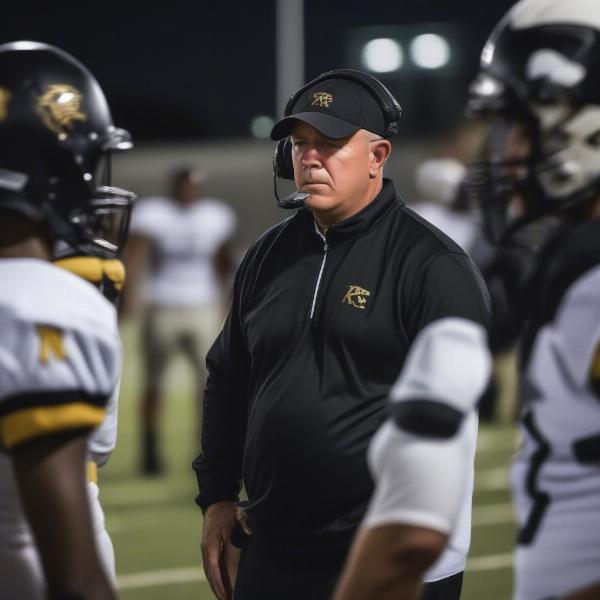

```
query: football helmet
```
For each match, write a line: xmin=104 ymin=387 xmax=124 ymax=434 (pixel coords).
xmin=467 ymin=0 xmax=600 ymax=243
xmin=0 ymin=41 xmax=135 ymax=258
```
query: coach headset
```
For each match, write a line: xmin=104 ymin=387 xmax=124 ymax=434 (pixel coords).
xmin=272 ymin=69 xmax=402 ymax=209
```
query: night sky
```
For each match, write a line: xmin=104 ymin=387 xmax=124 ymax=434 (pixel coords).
xmin=1 ymin=0 xmax=518 ymax=140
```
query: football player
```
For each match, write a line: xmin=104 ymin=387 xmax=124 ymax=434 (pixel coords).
xmin=467 ymin=0 xmax=600 ymax=598
xmin=0 ymin=41 xmax=134 ymax=599
xmin=333 ymin=320 xmax=491 ymax=600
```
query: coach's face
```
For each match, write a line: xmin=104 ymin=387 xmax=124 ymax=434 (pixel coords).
xmin=290 ymin=121 xmax=390 ymax=228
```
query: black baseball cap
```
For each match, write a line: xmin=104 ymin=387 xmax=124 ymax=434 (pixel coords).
xmin=270 ymin=76 xmax=389 ymax=140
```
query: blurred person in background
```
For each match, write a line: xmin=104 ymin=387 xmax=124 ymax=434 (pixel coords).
xmin=0 ymin=41 xmax=134 ymax=599
xmin=122 ymin=167 xmax=237 ymax=475
xmin=194 ymin=69 xmax=490 ymax=600
xmin=468 ymin=0 xmax=600 ymax=598
xmin=411 ymin=121 xmax=485 ymax=256
xmin=412 ymin=158 xmax=474 ymax=252
xmin=410 ymin=123 xmax=516 ymax=424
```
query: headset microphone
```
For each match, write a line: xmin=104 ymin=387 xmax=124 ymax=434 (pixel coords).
xmin=273 ymin=173 xmax=309 ymax=209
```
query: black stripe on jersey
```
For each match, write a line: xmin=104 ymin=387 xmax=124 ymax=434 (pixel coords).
xmin=518 ymin=410 xmax=551 ymax=545
xmin=573 ymin=433 xmax=600 ymax=464
xmin=0 ymin=389 xmax=108 ymax=417
xmin=521 ymin=218 xmax=600 ymax=368
xmin=391 ymin=399 xmax=463 ymax=439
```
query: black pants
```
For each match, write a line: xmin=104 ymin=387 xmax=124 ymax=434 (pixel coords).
xmin=422 ymin=572 xmax=463 ymax=600
xmin=233 ymin=540 xmax=463 ymax=600
xmin=233 ymin=542 xmax=346 ymax=600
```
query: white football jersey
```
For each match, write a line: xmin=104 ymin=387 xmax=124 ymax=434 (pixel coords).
xmin=511 ymin=262 xmax=600 ymax=600
xmin=129 ymin=196 xmax=237 ymax=307
xmin=0 ymin=258 xmax=121 ymax=543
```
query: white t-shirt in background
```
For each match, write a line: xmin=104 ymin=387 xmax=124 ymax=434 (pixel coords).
xmin=130 ymin=196 xmax=237 ymax=307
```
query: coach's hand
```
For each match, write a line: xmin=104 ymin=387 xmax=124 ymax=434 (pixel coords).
xmin=202 ymin=501 xmax=238 ymax=600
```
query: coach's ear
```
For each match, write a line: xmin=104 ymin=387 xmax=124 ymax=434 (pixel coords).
xmin=368 ymin=138 xmax=391 ymax=178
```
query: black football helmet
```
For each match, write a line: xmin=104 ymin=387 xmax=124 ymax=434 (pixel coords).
xmin=0 ymin=41 xmax=135 ymax=258
xmin=467 ymin=0 xmax=600 ymax=243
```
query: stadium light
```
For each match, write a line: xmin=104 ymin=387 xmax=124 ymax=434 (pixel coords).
xmin=361 ymin=38 xmax=403 ymax=73
xmin=410 ymin=33 xmax=450 ymax=69
xmin=250 ymin=115 xmax=275 ymax=138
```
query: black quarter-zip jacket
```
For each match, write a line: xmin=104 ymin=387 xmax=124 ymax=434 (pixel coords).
xmin=194 ymin=179 xmax=490 ymax=552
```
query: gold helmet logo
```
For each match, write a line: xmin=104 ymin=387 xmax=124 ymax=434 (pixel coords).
xmin=37 ymin=84 xmax=87 ymax=135
xmin=311 ymin=92 xmax=334 ymax=108
xmin=0 ymin=87 xmax=11 ymax=122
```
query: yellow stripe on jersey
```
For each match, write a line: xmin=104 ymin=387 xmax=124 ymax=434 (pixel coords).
xmin=87 ymin=461 xmax=98 ymax=484
xmin=0 ymin=403 xmax=106 ymax=449
xmin=590 ymin=345 xmax=600 ymax=384
xmin=37 ymin=325 xmax=67 ymax=364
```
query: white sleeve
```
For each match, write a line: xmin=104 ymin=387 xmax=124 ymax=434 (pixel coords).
xmin=364 ymin=419 xmax=471 ymax=533
xmin=551 ymin=265 xmax=600 ymax=389
xmin=363 ymin=317 xmax=491 ymax=532
xmin=0 ymin=290 xmax=120 ymax=449
xmin=390 ymin=317 xmax=491 ymax=414
xmin=87 ymin=375 xmax=120 ymax=467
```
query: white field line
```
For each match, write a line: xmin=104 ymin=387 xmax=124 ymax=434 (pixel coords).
xmin=118 ymin=566 xmax=205 ymax=590
xmin=472 ymin=502 xmax=515 ymax=526
xmin=476 ymin=435 xmax=517 ymax=452
xmin=475 ymin=466 xmax=509 ymax=491
xmin=467 ymin=552 xmax=513 ymax=572
xmin=117 ymin=550 xmax=514 ymax=591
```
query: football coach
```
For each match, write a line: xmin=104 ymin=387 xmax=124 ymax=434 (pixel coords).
xmin=193 ymin=69 xmax=491 ymax=600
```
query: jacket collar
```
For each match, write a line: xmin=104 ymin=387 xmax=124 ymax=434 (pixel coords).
xmin=295 ymin=178 xmax=403 ymax=242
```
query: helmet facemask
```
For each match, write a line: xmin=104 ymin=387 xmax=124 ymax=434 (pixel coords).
xmin=49 ymin=127 xmax=136 ymax=260
xmin=467 ymin=11 xmax=600 ymax=245
xmin=469 ymin=104 xmax=600 ymax=244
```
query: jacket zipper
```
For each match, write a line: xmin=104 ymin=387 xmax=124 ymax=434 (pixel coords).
xmin=309 ymin=226 xmax=328 ymax=319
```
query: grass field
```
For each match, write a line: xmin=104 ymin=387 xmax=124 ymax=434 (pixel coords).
xmin=104 ymin=325 xmax=518 ymax=599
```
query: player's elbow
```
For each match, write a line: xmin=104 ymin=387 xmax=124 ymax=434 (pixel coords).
xmin=387 ymin=525 xmax=448 ymax=577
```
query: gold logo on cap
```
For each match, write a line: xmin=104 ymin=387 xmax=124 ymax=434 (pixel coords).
xmin=0 ymin=87 xmax=11 ymax=122
xmin=37 ymin=84 xmax=87 ymax=135
xmin=342 ymin=285 xmax=371 ymax=310
xmin=311 ymin=92 xmax=334 ymax=108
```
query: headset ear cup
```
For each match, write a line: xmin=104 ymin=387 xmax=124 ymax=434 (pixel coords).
xmin=274 ymin=137 xmax=295 ymax=180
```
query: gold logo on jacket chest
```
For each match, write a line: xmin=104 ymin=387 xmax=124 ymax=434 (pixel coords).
xmin=342 ymin=285 xmax=371 ymax=309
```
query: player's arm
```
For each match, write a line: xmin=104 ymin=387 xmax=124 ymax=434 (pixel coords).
xmin=559 ymin=582 xmax=600 ymax=600
xmin=334 ymin=517 xmax=447 ymax=600
xmin=333 ymin=422 xmax=468 ymax=600
xmin=213 ymin=241 xmax=236 ymax=288
xmin=11 ymin=429 xmax=115 ymax=600
xmin=334 ymin=317 xmax=491 ymax=600
xmin=119 ymin=232 xmax=150 ymax=319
